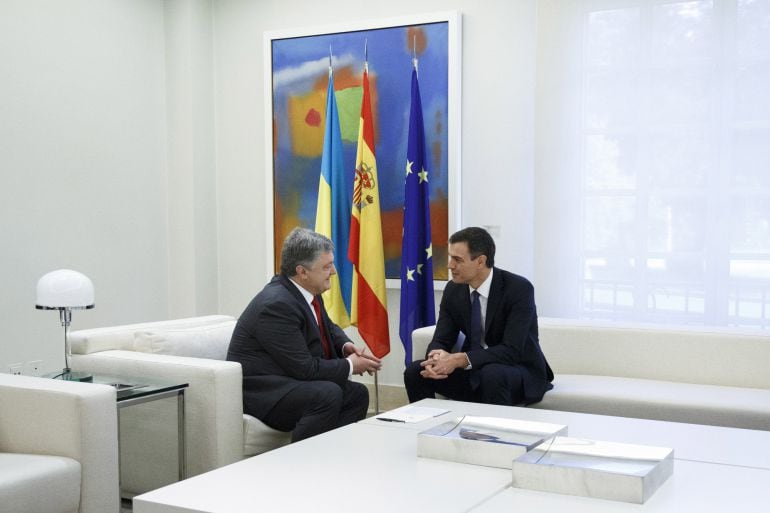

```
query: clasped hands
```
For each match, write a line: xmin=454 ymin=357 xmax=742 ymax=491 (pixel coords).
xmin=420 ymin=349 xmax=466 ymax=380
xmin=343 ymin=343 xmax=382 ymax=375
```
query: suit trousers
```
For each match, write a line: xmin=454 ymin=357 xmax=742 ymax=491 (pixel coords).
xmin=262 ymin=379 xmax=369 ymax=442
xmin=404 ymin=360 xmax=526 ymax=406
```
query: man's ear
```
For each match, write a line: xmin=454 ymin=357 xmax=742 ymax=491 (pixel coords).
xmin=477 ymin=254 xmax=487 ymax=268
xmin=295 ymin=265 xmax=306 ymax=279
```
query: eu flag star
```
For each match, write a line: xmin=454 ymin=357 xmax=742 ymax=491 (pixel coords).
xmin=406 ymin=160 xmax=414 ymax=176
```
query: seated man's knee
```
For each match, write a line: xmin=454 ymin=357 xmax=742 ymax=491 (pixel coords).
xmin=478 ymin=364 xmax=509 ymax=386
xmin=312 ymin=381 xmax=344 ymax=409
xmin=404 ymin=360 xmax=423 ymax=383
xmin=347 ymin=381 xmax=369 ymax=404
xmin=478 ymin=364 xmax=523 ymax=405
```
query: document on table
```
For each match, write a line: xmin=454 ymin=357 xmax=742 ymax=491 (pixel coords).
xmin=376 ymin=405 xmax=450 ymax=423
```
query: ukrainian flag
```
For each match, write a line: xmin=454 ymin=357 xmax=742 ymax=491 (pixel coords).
xmin=315 ymin=69 xmax=352 ymax=327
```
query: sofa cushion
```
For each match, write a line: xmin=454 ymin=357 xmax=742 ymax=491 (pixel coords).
xmin=532 ymin=374 xmax=770 ymax=431
xmin=0 ymin=453 xmax=81 ymax=513
xmin=132 ymin=320 xmax=236 ymax=361
xmin=538 ymin=317 xmax=770 ymax=389
xmin=71 ymin=315 xmax=235 ymax=355
xmin=242 ymin=414 xmax=291 ymax=457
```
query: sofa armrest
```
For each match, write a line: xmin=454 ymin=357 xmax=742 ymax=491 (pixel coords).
xmin=0 ymin=374 xmax=119 ymax=513
xmin=412 ymin=326 xmax=436 ymax=362
xmin=71 ymin=351 xmax=243 ymax=494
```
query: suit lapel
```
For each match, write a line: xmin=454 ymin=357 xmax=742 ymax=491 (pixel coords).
xmin=277 ymin=274 xmax=324 ymax=344
xmin=277 ymin=275 xmax=312 ymax=314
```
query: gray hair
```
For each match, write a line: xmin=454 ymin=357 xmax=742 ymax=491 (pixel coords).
xmin=280 ymin=227 xmax=335 ymax=276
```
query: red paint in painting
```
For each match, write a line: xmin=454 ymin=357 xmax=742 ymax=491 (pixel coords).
xmin=305 ymin=108 xmax=321 ymax=127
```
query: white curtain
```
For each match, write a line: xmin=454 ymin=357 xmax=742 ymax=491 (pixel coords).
xmin=535 ymin=0 xmax=770 ymax=328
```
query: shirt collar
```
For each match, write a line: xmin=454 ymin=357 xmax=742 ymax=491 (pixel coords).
xmin=471 ymin=268 xmax=494 ymax=299
xmin=289 ymin=277 xmax=315 ymax=306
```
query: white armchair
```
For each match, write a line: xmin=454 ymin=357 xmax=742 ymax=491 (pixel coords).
xmin=0 ymin=373 xmax=119 ymax=513
xmin=68 ymin=315 xmax=291 ymax=496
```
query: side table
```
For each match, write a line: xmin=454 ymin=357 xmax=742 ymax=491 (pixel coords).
xmin=90 ymin=375 xmax=189 ymax=486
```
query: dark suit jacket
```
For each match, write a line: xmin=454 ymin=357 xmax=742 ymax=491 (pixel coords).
xmin=427 ymin=268 xmax=554 ymax=404
xmin=226 ymin=274 xmax=352 ymax=419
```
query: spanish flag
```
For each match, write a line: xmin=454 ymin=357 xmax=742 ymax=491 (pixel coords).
xmin=315 ymin=68 xmax=352 ymax=327
xmin=348 ymin=64 xmax=390 ymax=358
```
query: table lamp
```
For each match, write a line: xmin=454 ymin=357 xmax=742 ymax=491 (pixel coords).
xmin=36 ymin=269 xmax=95 ymax=381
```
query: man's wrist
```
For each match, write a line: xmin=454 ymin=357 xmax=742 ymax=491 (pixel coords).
xmin=462 ymin=352 xmax=472 ymax=370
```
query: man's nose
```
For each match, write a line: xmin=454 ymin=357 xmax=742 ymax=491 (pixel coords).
xmin=330 ymin=264 xmax=337 ymax=275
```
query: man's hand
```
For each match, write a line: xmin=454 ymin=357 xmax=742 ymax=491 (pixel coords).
xmin=345 ymin=344 xmax=382 ymax=375
xmin=419 ymin=350 xmax=467 ymax=380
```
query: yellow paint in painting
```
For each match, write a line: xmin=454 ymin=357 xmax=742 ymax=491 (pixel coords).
xmin=287 ymin=89 xmax=325 ymax=157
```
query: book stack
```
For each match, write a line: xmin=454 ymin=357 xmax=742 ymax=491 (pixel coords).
xmin=417 ymin=416 xmax=568 ymax=469
xmin=512 ymin=436 xmax=674 ymax=504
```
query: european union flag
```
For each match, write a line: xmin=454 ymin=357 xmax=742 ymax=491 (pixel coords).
xmin=400 ymin=65 xmax=435 ymax=365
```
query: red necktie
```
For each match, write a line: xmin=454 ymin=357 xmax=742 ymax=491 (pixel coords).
xmin=311 ymin=297 xmax=331 ymax=358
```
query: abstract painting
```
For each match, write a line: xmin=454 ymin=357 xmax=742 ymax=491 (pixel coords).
xmin=265 ymin=12 xmax=460 ymax=280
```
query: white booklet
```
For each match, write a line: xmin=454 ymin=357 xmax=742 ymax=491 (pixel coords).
xmin=375 ymin=405 xmax=450 ymax=423
xmin=417 ymin=416 xmax=568 ymax=469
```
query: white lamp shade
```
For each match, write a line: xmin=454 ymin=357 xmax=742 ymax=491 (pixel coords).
xmin=36 ymin=269 xmax=95 ymax=309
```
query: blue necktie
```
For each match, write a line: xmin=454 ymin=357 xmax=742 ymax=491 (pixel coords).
xmin=470 ymin=290 xmax=482 ymax=351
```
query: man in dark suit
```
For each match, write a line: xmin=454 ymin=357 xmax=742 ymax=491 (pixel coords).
xmin=404 ymin=227 xmax=553 ymax=406
xmin=227 ymin=227 xmax=381 ymax=442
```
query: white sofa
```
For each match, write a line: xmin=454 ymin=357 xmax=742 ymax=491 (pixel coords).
xmin=69 ymin=315 xmax=291 ymax=496
xmin=412 ymin=317 xmax=770 ymax=431
xmin=0 ymin=373 xmax=119 ymax=513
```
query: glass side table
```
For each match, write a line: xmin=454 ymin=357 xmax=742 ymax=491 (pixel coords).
xmin=90 ymin=375 xmax=189 ymax=484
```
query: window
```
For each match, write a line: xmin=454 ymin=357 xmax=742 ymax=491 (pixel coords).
xmin=536 ymin=0 xmax=770 ymax=328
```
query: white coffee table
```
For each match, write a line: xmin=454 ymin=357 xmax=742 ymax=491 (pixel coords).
xmin=133 ymin=421 xmax=511 ymax=513
xmin=135 ymin=399 xmax=770 ymax=512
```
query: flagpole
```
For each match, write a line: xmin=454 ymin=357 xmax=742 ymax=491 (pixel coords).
xmin=369 ymin=38 xmax=381 ymax=415
xmin=364 ymin=36 xmax=379 ymax=415
xmin=374 ymin=371 xmax=380 ymax=414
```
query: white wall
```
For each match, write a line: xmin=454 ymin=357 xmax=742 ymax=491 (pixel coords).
xmin=0 ymin=0 xmax=537 ymax=386
xmin=0 ymin=0 xmax=171 ymax=374
xmin=164 ymin=0 xmax=220 ymax=318
xmin=212 ymin=0 xmax=537 ymax=385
